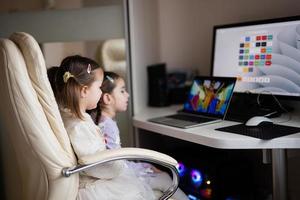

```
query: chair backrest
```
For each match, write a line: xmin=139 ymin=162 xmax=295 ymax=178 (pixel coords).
xmin=0 ymin=32 xmax=78 ymax=200
xmin=102 ymin=38 xmax=126 ymax=77
xmin=0 ymin=33 xmax=179 ymax=200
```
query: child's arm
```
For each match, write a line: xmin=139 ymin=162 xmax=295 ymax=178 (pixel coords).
xmin=99 ymin=119 xmax=121 ymax=149
xmin=104 ymin=132 xmax=121 ymax=149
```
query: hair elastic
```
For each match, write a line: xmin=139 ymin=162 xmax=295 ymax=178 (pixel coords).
xmin=63 ymin=71 xmax=74 ymax=83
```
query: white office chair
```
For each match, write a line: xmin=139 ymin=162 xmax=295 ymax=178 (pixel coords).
xmin=101 ymin=38 xmax=126 ymax=77
xmin=0 ymin=32 xmax=179 ymax=200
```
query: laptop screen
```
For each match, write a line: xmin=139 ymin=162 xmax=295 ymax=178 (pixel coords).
xmin=183 ymin=76 xmax=236 ymax=118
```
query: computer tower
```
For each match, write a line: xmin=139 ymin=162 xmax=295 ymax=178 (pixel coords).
xmin=147 ymin=63 xmax=169 ymax=107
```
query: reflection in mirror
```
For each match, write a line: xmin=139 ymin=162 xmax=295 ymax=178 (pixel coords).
xmin=42 ymin=41 xmax=103 ymax=68
xmin=42 ymin=40 xmax=131 ymax=147
xmin=0 ymin=0 xmax=123 ymax=13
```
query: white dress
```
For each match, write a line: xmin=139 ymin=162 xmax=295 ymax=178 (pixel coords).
xmin=99 ymin=116 xmax=189 ymax=200
xmin=61 ymin=109 xmax=155 ymax=200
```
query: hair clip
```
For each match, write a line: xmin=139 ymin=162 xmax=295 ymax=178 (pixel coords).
xmin=63 ymin=71 xmax=74 ymax=83
xmin=106 ymin=75 xmax=114 ymax=83
xmin=87 ymin=64 xmax=91 ymax=74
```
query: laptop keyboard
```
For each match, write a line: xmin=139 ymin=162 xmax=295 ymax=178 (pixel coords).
xmin=167 ymin=114 xmax=214 ymax=123
xmin=157 ymin=118 xmax=197 ymax=127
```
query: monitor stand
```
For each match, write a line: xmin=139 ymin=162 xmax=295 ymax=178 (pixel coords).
xmin=225 ymin=93 xmax=293 ymax=123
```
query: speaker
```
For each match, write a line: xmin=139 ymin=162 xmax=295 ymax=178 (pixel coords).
xmin=147 ymin=63 xmax=169 ymax=107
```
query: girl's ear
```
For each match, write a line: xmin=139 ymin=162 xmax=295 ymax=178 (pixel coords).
xmin=102 ymin=93 xmax=112 ymax=104
xmin=80 ymin=86 xmax=89 ymax=98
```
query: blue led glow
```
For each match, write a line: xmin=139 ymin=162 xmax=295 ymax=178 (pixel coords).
xmin=176 ymin=162 xmax=186 ymax=177
xmin=188 ymin=194 xmax=198 ymax=200
xmin=190 ymin=169 xmax=203 ymax=187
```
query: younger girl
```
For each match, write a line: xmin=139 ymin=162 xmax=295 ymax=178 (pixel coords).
xmin=48 ymin=55 xmax=155 ymax=200
xmin=96 ymin=71 xmax=189 ymax=200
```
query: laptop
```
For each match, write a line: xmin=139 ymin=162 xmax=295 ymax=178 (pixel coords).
xmin=149 ymin=76 xmax=237 ymax=128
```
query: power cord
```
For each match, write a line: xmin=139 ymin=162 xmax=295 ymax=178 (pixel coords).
xmin=256 ymin=90 xmax=292 ymax=124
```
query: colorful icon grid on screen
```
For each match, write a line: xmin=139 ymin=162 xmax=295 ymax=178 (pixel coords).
xmin=238 ymin=34 xmax=273 ymax=73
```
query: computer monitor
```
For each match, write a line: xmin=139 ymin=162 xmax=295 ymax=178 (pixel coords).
xmin=211 ymin=16 xmax=300 ymax=101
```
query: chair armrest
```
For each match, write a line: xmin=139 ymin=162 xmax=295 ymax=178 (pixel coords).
xmin=62 ymin=148 xmax=179 ymax=200
xmin=80 ymin=147 xmax=177 ymax=165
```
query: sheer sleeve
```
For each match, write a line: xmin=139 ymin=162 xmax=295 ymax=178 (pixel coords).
xmin=68 ymin=122 xmax=125 ymax=179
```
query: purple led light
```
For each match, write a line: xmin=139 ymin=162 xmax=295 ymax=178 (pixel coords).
xmin=176 ymin=162 xmax=186 ymax=177
xmin=190 ymin=169 xmax=203 ymax=186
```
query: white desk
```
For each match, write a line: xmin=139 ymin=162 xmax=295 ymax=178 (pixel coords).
xmin=133 ymin=105 xmax=300 ymax=200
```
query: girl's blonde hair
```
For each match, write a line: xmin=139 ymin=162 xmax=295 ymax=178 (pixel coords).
xmin=48 ymin=55 xmax=102 ymax=119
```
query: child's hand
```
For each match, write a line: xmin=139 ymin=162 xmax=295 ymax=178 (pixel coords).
xmin=150 ymin=166 xmax=162 ymax=173
xmin=141 ymin=162 xmax=162 ymax=173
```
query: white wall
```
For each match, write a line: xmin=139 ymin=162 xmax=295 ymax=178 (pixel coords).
xmin=129 ymin=0 xmax=160 ymax=114
xmin=0 ymin=6 xmax=124 ymax=43
xmin=158 ymin=0 xmax=300 ymax=75
xmin=0 ymin=0 xmax=123 ymax=12
xmin=43 ymin=41 xmax=103 ymax=68
xmin=130 ymin=0 xmax=300 ymax=114
xmin=43 ymin=42 xmax=85 ymax=67
xmin=129 ymin=1 xmax=300 ymax=198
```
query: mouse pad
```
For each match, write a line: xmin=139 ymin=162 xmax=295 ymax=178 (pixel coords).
xmin=216 ymin=124 xmax=300 ymax=140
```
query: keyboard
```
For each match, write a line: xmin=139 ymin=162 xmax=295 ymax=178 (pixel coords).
xmin=155 ymin=117 xmax=198 ymax=127
xmin=167 ymin=114 xmax=215 ymax=123
xmin=149 ymin=114 xmax=220 ymax=128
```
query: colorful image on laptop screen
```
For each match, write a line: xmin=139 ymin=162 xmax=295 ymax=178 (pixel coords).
xmin=183 ymin=77 xmax=236 ymax=116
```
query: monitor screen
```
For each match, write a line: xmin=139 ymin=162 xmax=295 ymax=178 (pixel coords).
xmin=211 ymin=16 xmax=300 ymax=99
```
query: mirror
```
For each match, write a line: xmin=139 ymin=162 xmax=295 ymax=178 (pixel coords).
xmin=42 ymin=38 xmax=131 ymax=147
xmin=0 ymin=0 xmax=133 ymax=147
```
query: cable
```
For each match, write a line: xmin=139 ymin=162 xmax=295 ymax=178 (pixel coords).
xmin=256 ymin=90 xmax=292 ymax=124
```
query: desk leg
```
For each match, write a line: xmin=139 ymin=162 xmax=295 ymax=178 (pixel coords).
xmin=272 ymin=149 xmax=287 ymax=200
xmin=134 ymin=127 xmax=140 ymax=147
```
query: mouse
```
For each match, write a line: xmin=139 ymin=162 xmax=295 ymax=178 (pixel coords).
xmin=245 ymin=116 xmax=274 ymax=127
